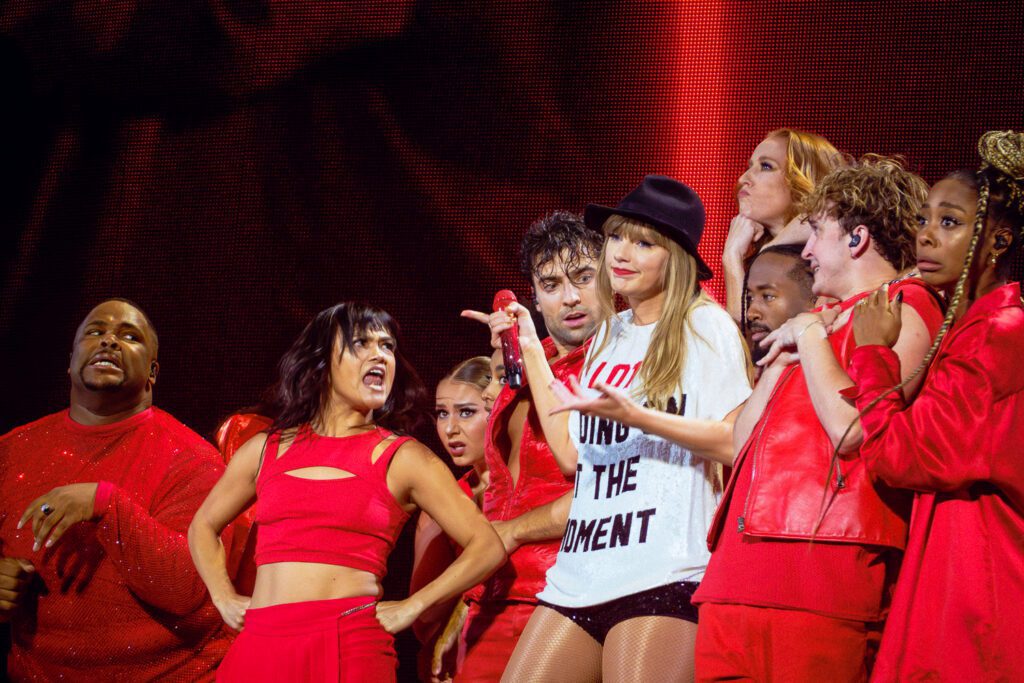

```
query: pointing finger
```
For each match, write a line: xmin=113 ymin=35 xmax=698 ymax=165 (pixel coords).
xmin=460 ymin=310 xmax=489 ymax=324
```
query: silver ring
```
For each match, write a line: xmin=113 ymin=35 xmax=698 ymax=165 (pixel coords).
xmin=40 ymin=503 xmax=54 ymax=516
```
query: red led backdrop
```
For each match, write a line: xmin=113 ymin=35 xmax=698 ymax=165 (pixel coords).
xmin=1 ymin=2 xmax=1022 ymax=678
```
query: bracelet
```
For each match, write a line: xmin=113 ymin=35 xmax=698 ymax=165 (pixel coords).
xmin=796 ymin=319 xmax=825 ymax=342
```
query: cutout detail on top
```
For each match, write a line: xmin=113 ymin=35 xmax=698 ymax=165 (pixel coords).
xmin=370 ymin=435 xmax=401 ymax=464
xmin=283 ymin=466 xmax=356 ymax=480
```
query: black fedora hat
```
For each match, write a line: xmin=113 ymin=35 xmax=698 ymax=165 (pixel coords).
xmin=584 ymin=175 xmax=713 ymax=280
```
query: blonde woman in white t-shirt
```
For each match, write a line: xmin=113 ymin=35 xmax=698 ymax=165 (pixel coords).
xmin=490 ymin=176 xmax=752 ymax=682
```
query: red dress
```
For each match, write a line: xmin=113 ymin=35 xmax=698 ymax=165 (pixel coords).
xmin=845 ymin=282 xmax=1024 ymax=681
xmin=0 ymin=407 xmax=231 ymax=682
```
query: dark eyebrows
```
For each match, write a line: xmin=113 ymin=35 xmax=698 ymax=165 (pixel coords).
xmin=83 ymin=320 xmax=146 ymax=337
xmin=936 ymin=201 xmax=967 ymax=212
xmin=362 ymin=328 xmax=396 ymax=344
xmin=568 ymin=265 xmax=595 ymax=278
xmin=435 ymin=401 xmax=482 ymax=411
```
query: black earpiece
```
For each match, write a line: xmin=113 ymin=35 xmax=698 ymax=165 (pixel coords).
xmin=994 ymin=235 xmax=1009 ymax=249
xmin=848 ymin=234 xmax=862 ymax=248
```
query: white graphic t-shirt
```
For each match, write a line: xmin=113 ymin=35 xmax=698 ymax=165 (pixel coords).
xmin=538 ymin=302 xmax=752 ymax=607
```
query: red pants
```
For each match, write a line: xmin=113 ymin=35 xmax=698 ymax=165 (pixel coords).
xmin=217 ymin=596 xmax=396 ymax=682
xmin=695 ymin=603 xmax=881 ymax=682
xmin=456 ymin=601 xmax=536 ymax=682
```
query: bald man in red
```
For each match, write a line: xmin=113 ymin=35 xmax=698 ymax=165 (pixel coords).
xmin=0 ymin=299 xmax=231 ymax=681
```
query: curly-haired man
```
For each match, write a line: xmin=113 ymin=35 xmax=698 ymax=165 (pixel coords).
xmin=693 ymin=157 xmax=946 ymax=681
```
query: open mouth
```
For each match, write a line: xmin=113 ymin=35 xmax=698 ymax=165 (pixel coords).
xmin=447 ymin=441 xmax=466 ymax=456
xmin=563 ymin=311 xmax=589 ymax=328
xmin=363 ymin=367 xmax=386 ymax=390
xmin=89 ymin=353 xmax=122 ymax=370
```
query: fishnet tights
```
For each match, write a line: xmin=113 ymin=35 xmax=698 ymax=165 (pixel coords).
xmin=604 ymin=615 xmax=697 ymax=682
xmin=502 ymin=606 xmax=602 ymax=682
xmin=501 ymin=607 xmax=697 ymax=682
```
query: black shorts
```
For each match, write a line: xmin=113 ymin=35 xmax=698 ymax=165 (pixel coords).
xmin=537 ymin=581 xmax=699 ymax=645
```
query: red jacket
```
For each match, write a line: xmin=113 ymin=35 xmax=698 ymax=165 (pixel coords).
xmin=468 ymin=337 xmax=586 ymax=604
xmin=846 ymin=282 xmax=1024 ymax=681
xmin=707 ymin=279 xmax=943 ymax=551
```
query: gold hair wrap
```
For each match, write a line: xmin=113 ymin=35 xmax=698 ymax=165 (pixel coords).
xmin=978 ymin=130 xmax=1024 ymax=221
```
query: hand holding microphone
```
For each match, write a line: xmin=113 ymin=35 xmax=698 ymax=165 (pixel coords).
xmin=492 ymin=290 xmax=525 ymax=389
xmin=461 ymin=290 xmax=541 ymax=391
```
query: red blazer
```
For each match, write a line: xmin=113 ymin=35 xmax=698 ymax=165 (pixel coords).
xmin=708 ymin=279 xmax=943 ymax=551
xmin=468 ymin=337 xmax=586 ymax=604
xmin=847 ymin=282 xmax=1024 ymax=681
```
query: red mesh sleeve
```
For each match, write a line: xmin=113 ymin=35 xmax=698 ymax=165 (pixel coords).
xmin=94 ymin=449 xmax=227 ymax=616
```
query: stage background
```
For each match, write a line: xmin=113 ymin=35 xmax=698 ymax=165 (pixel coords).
xmin=2 ymin=2 xmax=1023 ymax=679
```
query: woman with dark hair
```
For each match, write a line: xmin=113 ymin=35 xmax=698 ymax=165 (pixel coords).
xmin=848 ymin=131 xmax=1024 ymax=681
xmin=188 ymin=303 xmax=505 ymax=682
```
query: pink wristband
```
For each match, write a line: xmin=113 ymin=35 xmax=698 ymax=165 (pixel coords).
xmin=93 ymin=481 xmax=115 ymax=517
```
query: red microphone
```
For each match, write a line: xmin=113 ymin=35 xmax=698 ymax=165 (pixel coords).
xmin=492 ymin=289 xmax=525 ymax=390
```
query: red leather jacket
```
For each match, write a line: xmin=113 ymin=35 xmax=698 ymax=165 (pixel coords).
xmin=468 ymin=337 xmax=586 ymax=604
xmin=708 ymin=279 xmax=943 ymax=551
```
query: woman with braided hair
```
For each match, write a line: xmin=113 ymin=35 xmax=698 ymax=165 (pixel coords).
xmin=849 ymin=130 xmax=1024 ymax=681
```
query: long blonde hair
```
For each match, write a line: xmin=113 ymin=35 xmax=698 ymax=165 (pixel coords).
xmin=588 ymin=216 xmax=713 ymax=411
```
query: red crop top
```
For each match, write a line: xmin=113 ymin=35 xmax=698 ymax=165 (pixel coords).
xmin=254 ymin=426 xmax=412 ymax=577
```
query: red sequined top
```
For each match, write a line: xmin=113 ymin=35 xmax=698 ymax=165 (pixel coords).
xmin=0 ymin=407 xmax=231 ymax=682
xmin=254 ymin=426 xmax=411 ymax=577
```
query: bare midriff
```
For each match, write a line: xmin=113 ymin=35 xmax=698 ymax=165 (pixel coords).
xmin=250 ymin=562 xmax=381 ymax=608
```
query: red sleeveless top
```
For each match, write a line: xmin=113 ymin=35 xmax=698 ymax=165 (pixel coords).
xmin=254 ymin=426 xmax=412 ymax=577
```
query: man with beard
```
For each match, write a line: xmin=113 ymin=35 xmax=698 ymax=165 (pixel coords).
xmin=0 ymin=299 xmax=230 ymax=680
xmin=451 ymin=211 xmax=602 ymax=682
xmin=743 ymin=243 xmax=817 ymax=366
